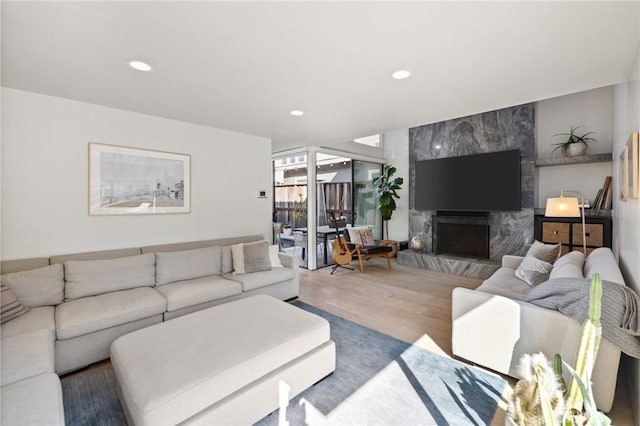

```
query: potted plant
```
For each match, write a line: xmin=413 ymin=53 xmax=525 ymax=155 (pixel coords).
xmin=507 ymin=274 xmax=612 ymax=426
xmin=372 ymin=165 xmax=404 ymax=243
xmin=282 ymin=224 xmax=293 ymax=236
xmin=552 ymin=126 xmax=597 ymax=157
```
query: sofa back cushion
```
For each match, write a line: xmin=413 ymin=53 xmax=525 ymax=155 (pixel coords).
xmin=155 ymin=246 xmax=222 ymax=286
xmin=64 ymin=253 xmax=156 ymax=300
xmin=584 ymin=247 xmax=625 ymax=285
xmin=221 ymin=246 xmax=234 ymax=274
xmin=1 ymin=264 xmax=64 ymax=307
xmin=549 ymin=251 xmax=584 ymax=280
xmin=231 ymin=240 xmax=272 ymax=275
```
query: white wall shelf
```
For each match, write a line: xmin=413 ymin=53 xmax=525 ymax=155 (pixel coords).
xmin=535 ymin=153 xmax=613 ymax=167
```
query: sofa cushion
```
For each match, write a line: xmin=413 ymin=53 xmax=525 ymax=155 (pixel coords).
xmin=155 ymin=246 xmax=222 ymax=286
xmin=549 ymin=251 xmax=585 ymax=280
xmin=476 ymin=267 xmax=532 ymax=300
xmin=155 ymin=276 xmax=242 ymax=312
xmin=1 ymin=329 xmax=55 ymax=386
xmin=225 ymin=267 xmax=294 ymax=292
xmin=1 ymin=264 xmax=64 ymax=307
xmin=514 ymin=255 xmax=553 ymax=287
xmin=584 ymin=247 xmax=625 ymax=285
xmin=56 ymin=287 xmax=167 ymax=340
xmin=0 ymin=306 xmax=55 ymax=339
xmin=526 ymin=240 xmax=562 ymax=264
xmin=1 ymin=373 xmax=65 ymax=426
xmin=231 ymin=240 xmax=271 ymax=275
xmin=64 ymin=253 xmax=156 ymax=300
xmin=1 ymin=284 xmax=30 ymax=324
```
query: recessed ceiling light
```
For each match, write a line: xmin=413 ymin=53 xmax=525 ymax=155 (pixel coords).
xmin=391 ymin=70 xmax=411 ymax=80
xmin=290 ymin=110 xmax=304 ymax=116
xmin=127 ymin=60 xmax=152 ymax=72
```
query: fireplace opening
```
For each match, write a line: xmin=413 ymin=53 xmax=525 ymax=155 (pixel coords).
xmin=433 ymin=212 xmax=489 ymax=259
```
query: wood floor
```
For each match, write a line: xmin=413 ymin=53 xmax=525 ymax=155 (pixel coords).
xmin=299 ymin=257 xmax=636 ymax=426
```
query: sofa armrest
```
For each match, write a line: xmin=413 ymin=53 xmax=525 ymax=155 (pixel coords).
xmin=451 ymin=287 xmax=620 ymax=412
xmin=502 ymin=255 xmax=524 ymax=269
xmin=278 ymin=252 xmax=298 ymax=270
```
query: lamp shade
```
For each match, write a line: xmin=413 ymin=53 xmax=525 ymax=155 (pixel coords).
xmin=545 ymin=197 xmax=580 ymax=217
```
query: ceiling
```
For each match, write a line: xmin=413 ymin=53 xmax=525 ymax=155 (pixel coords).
xmin=2 ymin=2 xmax=638 ymax=152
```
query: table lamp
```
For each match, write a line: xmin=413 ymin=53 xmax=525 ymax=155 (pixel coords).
xmin=545 ymin=190 xmax=586 ymax=255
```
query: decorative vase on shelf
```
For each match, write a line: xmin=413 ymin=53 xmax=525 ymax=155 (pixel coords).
xmin=567 ymin=143 xmax=587 ymax=157
xmin=410 ymin=234 xmax=425 ymax=252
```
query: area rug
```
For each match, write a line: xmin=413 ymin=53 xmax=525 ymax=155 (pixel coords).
xmin=62 ymin=302 xmax=507 ymax=426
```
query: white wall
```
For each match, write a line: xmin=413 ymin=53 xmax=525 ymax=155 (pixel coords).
xmin=613 ymin=46 xmax=640 ymax=426
xmin=383 ymin=128 xmax=409 ymax=242
xmin=1 ymin=89 xmax=272 ymax=259
xmin=536 ymin=86 xmax=614 ymax=207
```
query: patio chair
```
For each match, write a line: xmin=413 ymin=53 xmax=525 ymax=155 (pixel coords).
xmin=344 ymin=227 xmax=393 ymax=272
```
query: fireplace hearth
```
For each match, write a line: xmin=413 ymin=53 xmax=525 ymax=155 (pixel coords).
xmin=432 ymin=212 xmax=489 ymax=259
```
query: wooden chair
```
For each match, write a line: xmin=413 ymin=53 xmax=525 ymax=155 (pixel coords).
xmin=343 ymin=228 xmax=393 ymax=272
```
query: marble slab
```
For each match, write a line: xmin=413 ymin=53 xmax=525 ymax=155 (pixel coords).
xmin=397 ymin=251 xmax=500 ymax=280
xmin=408 ymin=103 xmax=536 ymax=261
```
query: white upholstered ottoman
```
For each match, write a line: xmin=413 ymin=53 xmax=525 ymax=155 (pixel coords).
xmin=111 ymin=295 xmax=335 ymax=425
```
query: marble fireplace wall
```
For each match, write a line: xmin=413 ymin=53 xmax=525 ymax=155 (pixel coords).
xmin=409 ymin=103 xmax=535 ymax=260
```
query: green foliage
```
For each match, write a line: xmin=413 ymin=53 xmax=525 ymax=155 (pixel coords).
xmin=551 ymin=126 xmax=597 ymax=156
xmin=509 ymin=274 xmax=611 ymax=426
xmin=372 ymin=165 xmax=404 ymax=239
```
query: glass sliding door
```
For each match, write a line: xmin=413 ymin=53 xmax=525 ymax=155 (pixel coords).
xmin=353 ymin=160 xmax=383 ymax=240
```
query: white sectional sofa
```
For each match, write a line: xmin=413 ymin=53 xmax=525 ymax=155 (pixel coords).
xmin=1 ymin=235 xmax=298 ymax=425
xmin=452 ymin=247 xmax=625 ymax=412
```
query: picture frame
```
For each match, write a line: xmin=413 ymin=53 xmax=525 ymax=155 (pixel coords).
xmin=620 ymin=144 xmax=628 ymax=201
xmin=629 ymin=132 xmax=639 ymax=199
xmin=620 ymin=132 xmax=639 ymax=201
xmin=89 ymin=143 xmax=191 ymax=215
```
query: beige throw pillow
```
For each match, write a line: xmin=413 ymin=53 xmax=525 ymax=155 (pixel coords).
xmin=359 ymin=228 xmax=376 ymax=246
xmin=0 ymin=284 xmax=30 ymax=324
xmin=1 ymin=264 xmax=64 ymax=307
xmin=515 ymin=255 xmax=553 ymax=287
xmin=232 ymin=240 xmax=272 ymax=275
xmin=526 ymin=240 xmax=562 ymax=264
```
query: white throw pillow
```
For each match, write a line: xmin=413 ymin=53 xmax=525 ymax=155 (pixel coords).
xmin=515 ymin=255 xmax=553 ymax=287
xmin=269 ymin=245 xmax=283 ymax=268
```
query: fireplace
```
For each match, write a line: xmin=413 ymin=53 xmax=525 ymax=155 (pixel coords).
xmin=433 ymin=212 xmax=489 ymax=259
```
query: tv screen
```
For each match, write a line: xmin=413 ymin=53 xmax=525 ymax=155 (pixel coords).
xmin=415 ymin=150 xmax=520 ymax=211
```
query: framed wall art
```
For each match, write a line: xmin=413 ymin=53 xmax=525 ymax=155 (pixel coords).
xmin=620 ymin=144 xmax=629 ymax=201
xmin=89 ymin=143 xmax=191 ymax=215
xmin=620 ymin=132 xmax=639 ymax=201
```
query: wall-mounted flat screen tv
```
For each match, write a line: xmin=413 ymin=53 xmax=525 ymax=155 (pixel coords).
xmin=415 ymin=149 xmax=521 ymax=211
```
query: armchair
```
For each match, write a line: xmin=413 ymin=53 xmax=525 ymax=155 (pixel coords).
xmin=344 ymin=228 xmax=393 ymax=272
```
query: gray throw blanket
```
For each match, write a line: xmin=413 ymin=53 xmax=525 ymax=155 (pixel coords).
xmin=523 ymin=278 xmax=640 ymax=359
